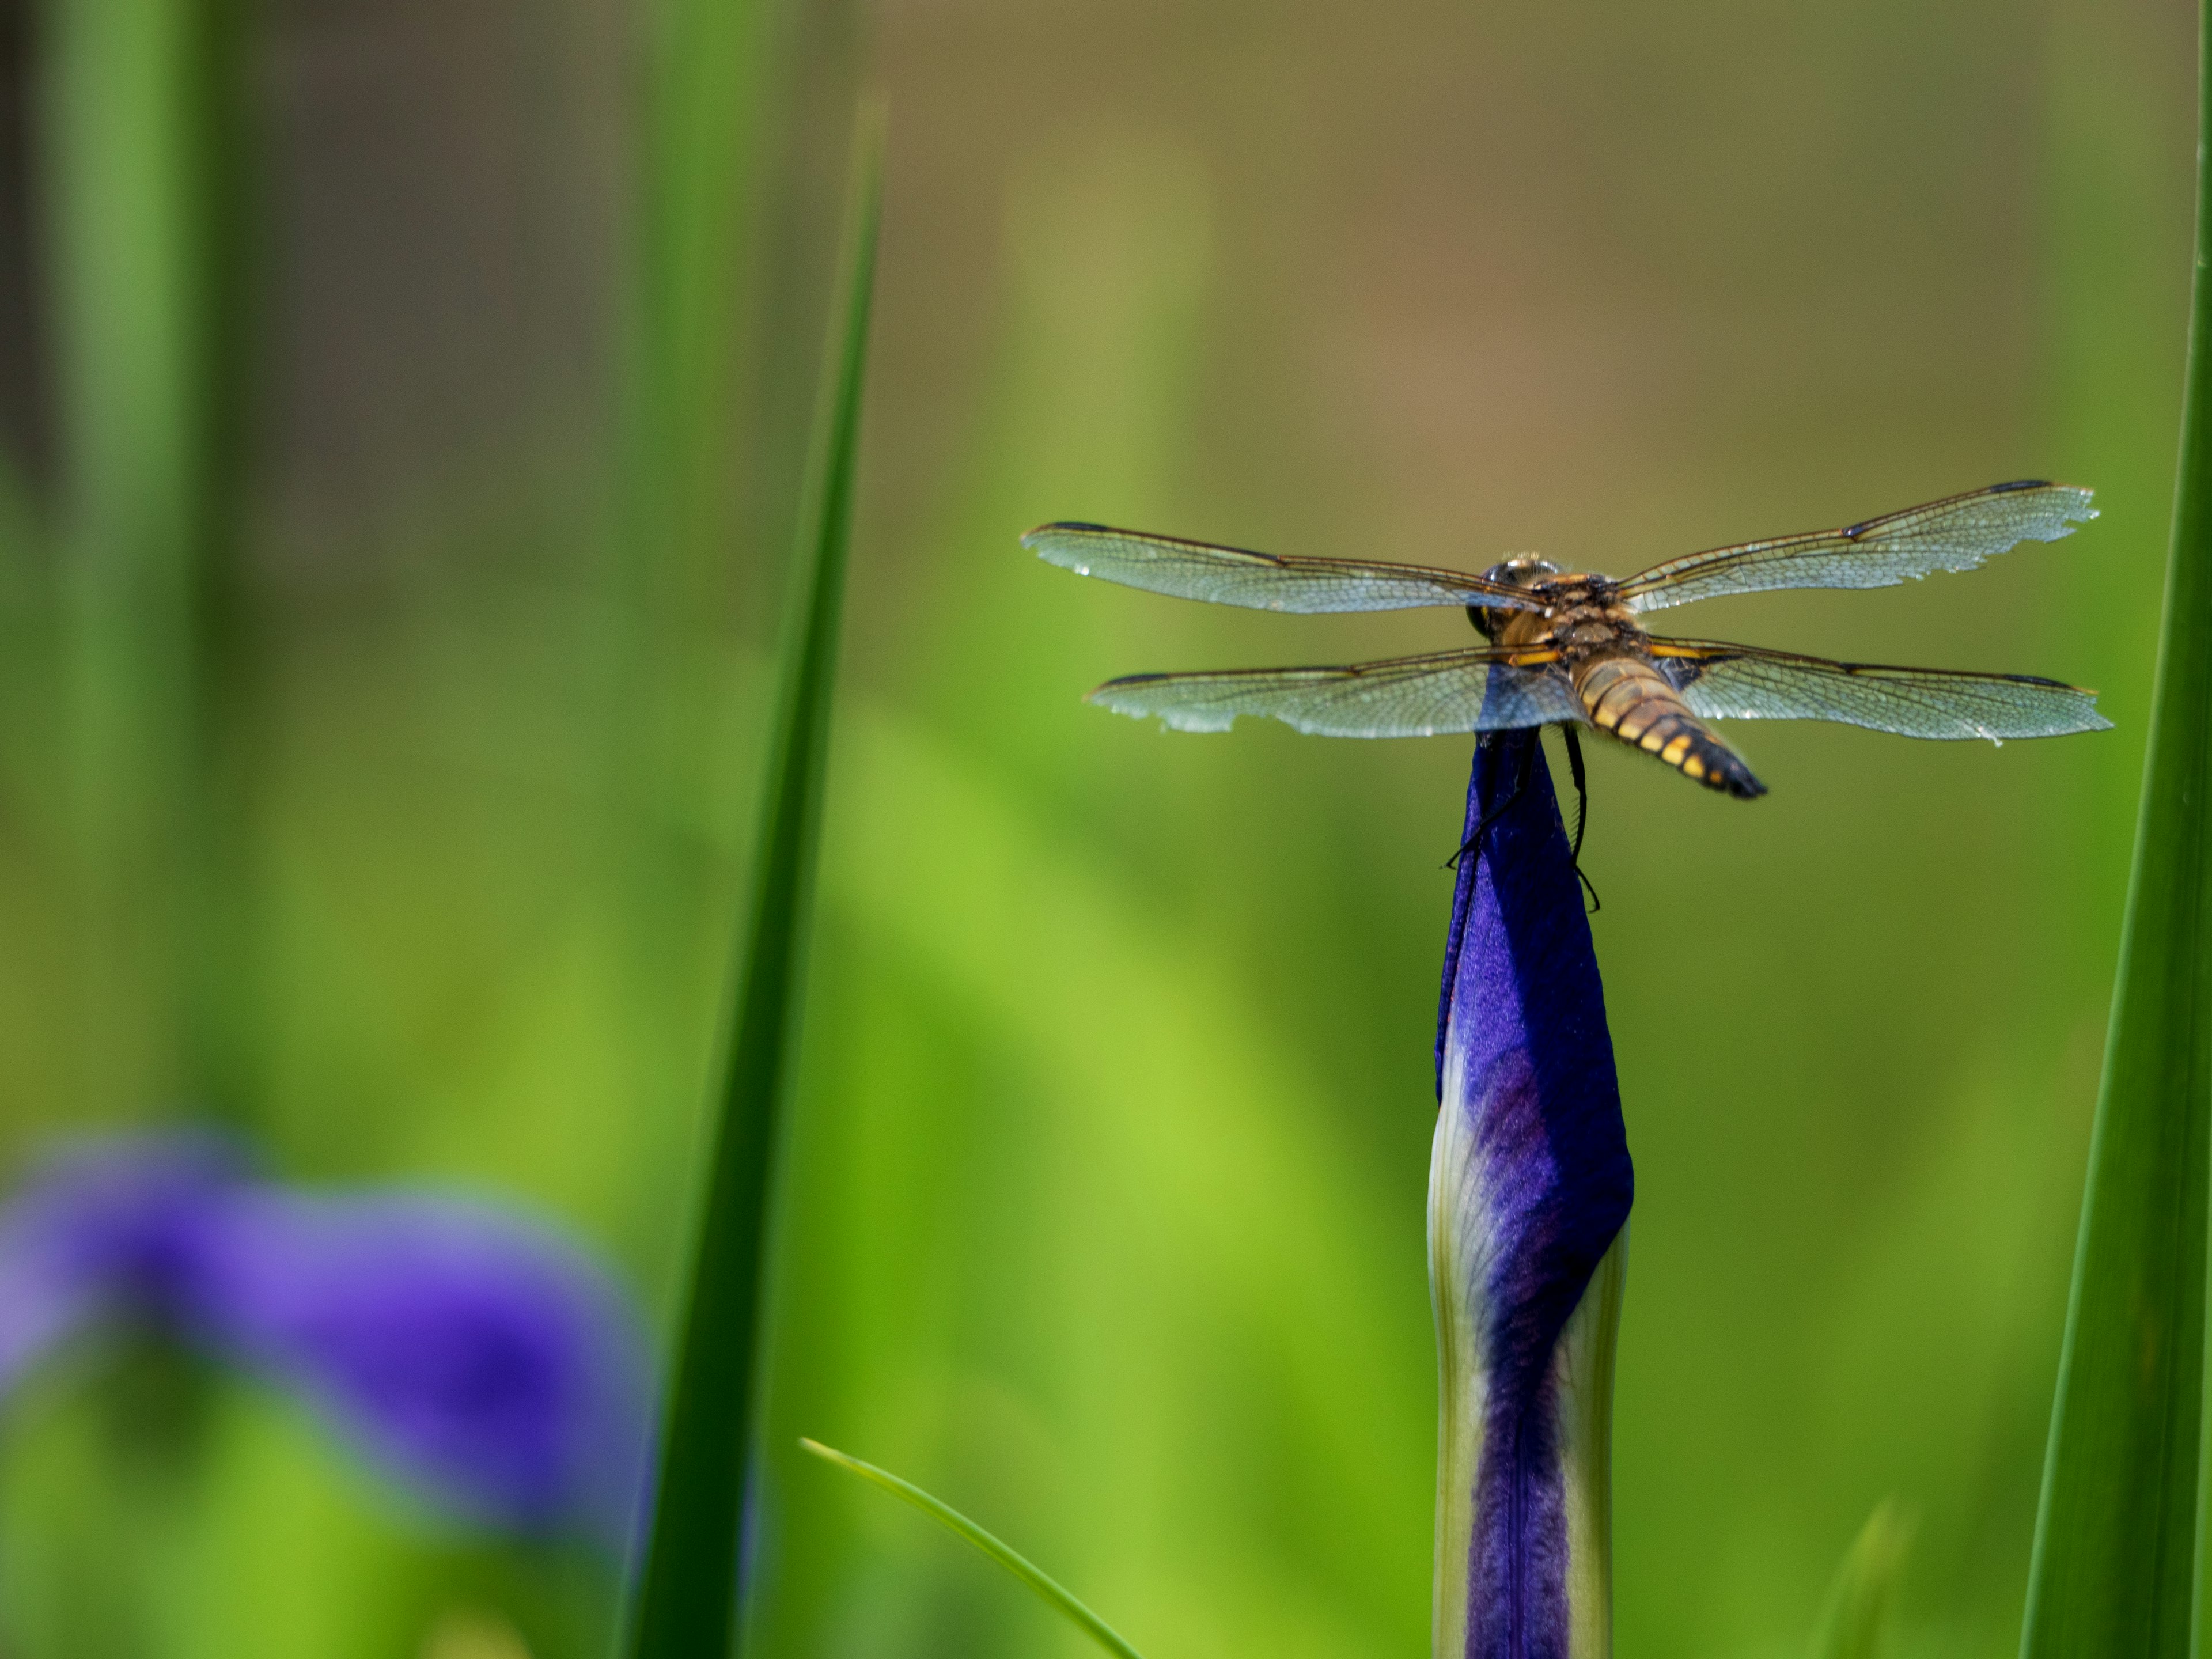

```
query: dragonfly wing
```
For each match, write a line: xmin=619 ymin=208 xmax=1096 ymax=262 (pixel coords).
xmin=1652 ymin=638 xmax=2112 ymax=741
xmin=1025 ymin=522 xmax=1546 ymax=613
xmin=1088 ymin=648 xmax=1576 ymax=737
xmin=1620 ymin=482 xmax=2097 ymax=613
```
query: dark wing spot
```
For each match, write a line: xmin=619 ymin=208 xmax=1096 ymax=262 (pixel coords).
xmin=1048 ymin=521 xmax=1115 ymax=532
xmin=1840 ymin=520 xmax=1871 ymax=540
xmin=1988 ymin=479 xmax=2053 ymax=494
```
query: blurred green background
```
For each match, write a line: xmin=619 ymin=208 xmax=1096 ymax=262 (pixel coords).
xmin=0 ymin=0 xmax=2191 ymax=1655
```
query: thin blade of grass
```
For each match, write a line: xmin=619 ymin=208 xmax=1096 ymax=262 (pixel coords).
xmin=798 ymin=1440 xmax=1148 ymax=1659
xmin=620 ymin=111 xmax=884 ymax=1659
xmin=1806 ymin=1501 xmax=1911 ymax=1659
xmin=604 ymin=0 xmax=770 ymax=983
xmin=43 ymin=0 xmax=256 ymax=1119
xmin=2021 ymin=6 xmax=2212 ymax=1653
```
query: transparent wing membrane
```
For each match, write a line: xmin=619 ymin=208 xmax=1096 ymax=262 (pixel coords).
xmin=1620 ymin=482 xmax=2097 ymax=613
xmin=1025 ymin=522 xmax=1546 ymax=614
xmin=1088 ymin=649 xmax=1577 ymax=737
xmin=1654 ymin=639 xmax=2111 ymax=741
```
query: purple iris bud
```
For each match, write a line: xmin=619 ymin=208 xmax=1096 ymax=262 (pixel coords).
xmin=0 ymin=1132 xmax=652 ymax=1549
xmin=1431 ymin=733 xmax=1634 ymax=1659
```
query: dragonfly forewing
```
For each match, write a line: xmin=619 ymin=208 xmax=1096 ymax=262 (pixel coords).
xmin=1025 ymin=522 xmax=1548 ymax=614
xmin=1620 ymin=482 xmax=2097 ymax=613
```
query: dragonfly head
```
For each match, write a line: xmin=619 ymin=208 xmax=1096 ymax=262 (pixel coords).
xmin=1468 ymin=556 xmax=1560 ymax=639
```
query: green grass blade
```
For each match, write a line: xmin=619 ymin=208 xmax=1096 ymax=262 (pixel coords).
xmin=603 ymin=0 xmax=767 ymax=1026
xmin=621 ymin=113 xmax=883 ymax=1659
xmin=43 ymin=0 xmax=256 ymax=1118
xmin=619 ymin=0 xmax=763 ymax=608
xmin=1806 ymin=1501 xmax=1911 ymax=1659
xmin=2021 ymin=7 xmax=2212 ymax=1653
xmin=798 ymin=1440 xmax=1149 ymax=1659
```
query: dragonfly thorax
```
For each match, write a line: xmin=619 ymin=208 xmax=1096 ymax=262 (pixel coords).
xmin=1468 ymin=560 xmax=1628 ymax=649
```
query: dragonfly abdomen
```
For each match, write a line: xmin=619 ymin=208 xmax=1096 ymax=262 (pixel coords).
xmin=1575 ymin=656 xmax=1766 ymax=798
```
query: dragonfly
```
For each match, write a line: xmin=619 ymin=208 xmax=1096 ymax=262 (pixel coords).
xmin=1027 ymin=480 xmax=2110 ymax=810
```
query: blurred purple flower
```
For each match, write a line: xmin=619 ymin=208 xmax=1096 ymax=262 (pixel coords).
xmin=0 ymin=1132 xmax=652 ymax=1550
xmin=1431 ymin=733 xmax=1634 ymax=1659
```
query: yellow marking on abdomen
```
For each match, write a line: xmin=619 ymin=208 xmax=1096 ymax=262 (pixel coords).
xmin=1580 ymin=658 xmax=1654 ymax=733
xmin=1574 ymin=654 xmax=1761 ymax=797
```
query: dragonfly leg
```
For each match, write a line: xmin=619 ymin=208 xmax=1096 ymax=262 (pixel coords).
xmin=1560 ymin=725 xmax=1601 ymax=914
xmin=1562 ymin=725 xmax=1590 ymax=862
xmin=1445 ymin=732 xmax=1539 ymax=871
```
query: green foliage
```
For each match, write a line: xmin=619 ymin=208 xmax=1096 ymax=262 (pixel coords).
xmin=801 ymin=1440 xmax=1148 ymax=1659
xmin=619 ymin=115 xmax=883 ymax=1659
xmin=2020 ymin=7 xmax=2212 ymax=1655
xmin=607 ymin=0 xmax=775 ymax=1090
xmin=41 ymin=0 xmax=255 ymax=1119
xmin=1806 ymin=1502 xmax=1911 ymax=1659
xmin=0 ymin=4 xmax=2181 ymax=1657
